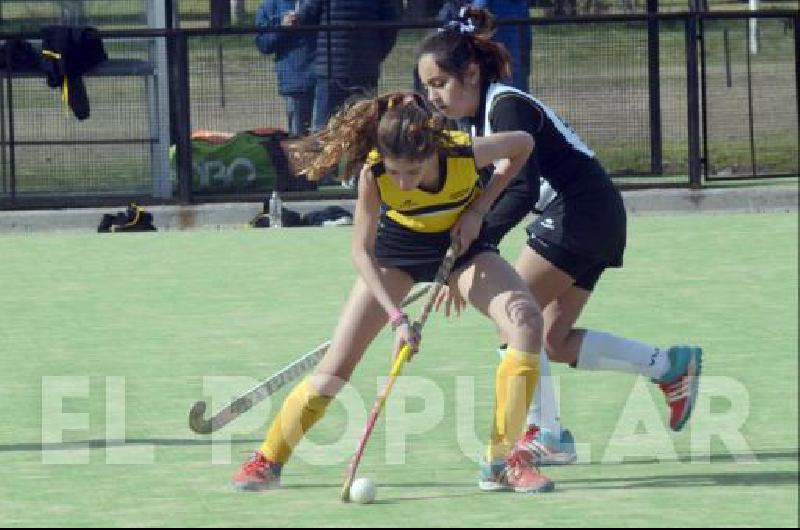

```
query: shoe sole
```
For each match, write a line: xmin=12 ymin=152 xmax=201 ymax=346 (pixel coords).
xmin=231 ymin=481 xmax=281 ymax=492
xmin=538 ymin=452 xmax=578 ymax=466
xmin=672 ymin=347 xmax=703 ymax=432
xmin=478 ymin=480 xmax=555 ymax=494
xmin=478 ymin=480 xmax=511 ymax=492
xmin=514 ymin=481 xmax=555 ymax=494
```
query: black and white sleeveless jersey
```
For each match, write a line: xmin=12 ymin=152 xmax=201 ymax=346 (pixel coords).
xmin=471 ymin=82 xmax=610 ymax=196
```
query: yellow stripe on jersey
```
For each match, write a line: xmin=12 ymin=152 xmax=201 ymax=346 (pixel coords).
xmin=368 ymin=131 xmax=481 ymax=233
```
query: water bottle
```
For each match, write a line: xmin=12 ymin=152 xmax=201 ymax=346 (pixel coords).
xmin=269 ymin=190 xmax=283 ymax=228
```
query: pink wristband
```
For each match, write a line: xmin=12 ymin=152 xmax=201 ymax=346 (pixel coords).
xmin=388 ymin=308 xmax=406 ymax=324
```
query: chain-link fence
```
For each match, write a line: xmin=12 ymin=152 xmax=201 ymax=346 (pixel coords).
xmin=0 ymin=4 xmax=797 ymax=207
xmin=4 ymin=1 xmax=795 ymax=31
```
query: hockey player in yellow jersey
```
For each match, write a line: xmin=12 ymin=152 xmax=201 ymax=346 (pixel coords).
xmin=231 ymin=91 xmax=554 ymax=494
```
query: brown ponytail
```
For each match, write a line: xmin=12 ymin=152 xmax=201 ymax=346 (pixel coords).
xmin=293 ymin=92 xmax=453 ymax=181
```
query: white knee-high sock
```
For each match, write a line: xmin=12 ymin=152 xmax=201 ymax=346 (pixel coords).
xmin=497 ymin=345 xmax=561 ymax=434
xmin=528 ymin=351 xmax=561 ymax=434
xmin=576 ymin=330 xmax=669 ymax=379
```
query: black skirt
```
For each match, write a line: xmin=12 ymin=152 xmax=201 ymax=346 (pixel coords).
xmin=526 ymin=163 xmax=627 ymax=268
xmin=375 ymin=216 xmax=499 ymax=283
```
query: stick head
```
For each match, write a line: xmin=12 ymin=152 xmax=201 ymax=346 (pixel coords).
xmin=340 ymin=478 xmax=353 ymax=503
xmin=188 ymin=401 xmax=212 ymax=434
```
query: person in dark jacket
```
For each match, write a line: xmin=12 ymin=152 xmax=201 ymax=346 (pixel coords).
xmin=295 ymin=0 xmax=399 ymax=130
xmin=256 ymin=0 xmax=317 ymax=136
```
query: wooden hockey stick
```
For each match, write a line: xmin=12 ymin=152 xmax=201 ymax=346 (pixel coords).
xmin=188 ymin=283 xmax=434 ymax=434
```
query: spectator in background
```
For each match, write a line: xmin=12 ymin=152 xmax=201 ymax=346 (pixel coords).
xmin=295 ymin=0 xmax=399 ymax=131
xmin=439 ymin=0 xmax=532 ymax=92
xmin=256 ymin=0 xmax=317 ymax=136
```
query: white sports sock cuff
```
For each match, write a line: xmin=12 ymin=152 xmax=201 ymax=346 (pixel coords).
xmin=577 ymin=329 xmax=662 ymax=377
xmin=576 ymin=330 xmax=607 ymax=371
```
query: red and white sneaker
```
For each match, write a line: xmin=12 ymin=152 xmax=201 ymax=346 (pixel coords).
xmin=654 ymin=345 xmax=703 ymax=431
xmin=231 ymin=451 xmax=283 ymax=492
xmin=478 ymin=447 xmax=555 ymax=494
xmin=516 ymin=425 xmax=578 ymax=466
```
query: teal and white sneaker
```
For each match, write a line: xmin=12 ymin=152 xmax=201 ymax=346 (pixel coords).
xmin=516 ymin=425 xmax=578 ymax=466
xmin=479 ymin=459 xmax=510 ymax=492
xmin=653 ymin=345 xmax=703 ymax=431
xmin=478 ymin=452 xmax=555 ymax=493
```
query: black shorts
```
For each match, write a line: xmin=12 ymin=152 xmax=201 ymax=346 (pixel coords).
xmin=375 ymin=217 xmax=499 ymax=283
xmin=526 ymin=183 xmax=627 ymax=291
xmin=527 ymin=236 xmax=607 ymax=291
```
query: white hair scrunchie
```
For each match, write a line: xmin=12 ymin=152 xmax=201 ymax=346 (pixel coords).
xmin=439 ymin=6 xmax=476 ymax=35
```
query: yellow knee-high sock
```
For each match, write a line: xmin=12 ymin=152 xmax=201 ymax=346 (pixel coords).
xmin=260 ymin=378 xmax=333 ymax=464
xmin=487 ymin=348 xmax=540 ymax=462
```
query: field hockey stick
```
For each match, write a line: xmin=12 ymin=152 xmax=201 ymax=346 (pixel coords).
xmin=341 ymin=241 xmax=460 ymax=502
xmin=188 ymin=282 xmax=434 ymax=435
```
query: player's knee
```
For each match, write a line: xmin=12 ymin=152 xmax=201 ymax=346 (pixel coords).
xmin=502 ymin=296 xmax=543 ymax=347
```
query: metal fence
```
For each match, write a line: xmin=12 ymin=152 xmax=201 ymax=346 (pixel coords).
xmin=0 ymin=6 xmax=797 ymax=208
xmin=4 ymin=0 xmax=797 ymax=31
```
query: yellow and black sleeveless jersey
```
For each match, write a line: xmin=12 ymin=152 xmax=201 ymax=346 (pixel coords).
xmin=366 ymin=131 xmax=481 ymax=233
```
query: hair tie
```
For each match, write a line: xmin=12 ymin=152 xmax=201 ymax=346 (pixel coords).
xmin=439 ymin=7 xmax=475 ymax=35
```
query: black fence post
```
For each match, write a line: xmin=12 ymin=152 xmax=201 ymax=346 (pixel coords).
xmin=209 ymin=0 xmax=230 ymax=27
xmin=167 ymin=6 xmax=178 ymax=147
xmin=723 ymin=28 xmax=732 ymax=88
xmin=4 ymin=46 xmax=16 ymax=204
xmin=646 ymin=0 xmax=662 ymax=175
xmin=699 ymin=10 xmax=709 ymax=181
xmin=326 ymin=0 xmax=332 ymax=123
xmin=745 ymin=23 xmax=757 ymax=178
xmin=165 ymin=0 xmax=174 ymax=29
xmin=1 ymin=46 xmax=7 ymax=200
xmin=795 ymin=13 xmax=799 ymax=179
xmin=169 ymin=31 xmax=193 ymax=204
xmin=210 ymin=0 xmax=227 ymax=108
xmin=686 ymin=10 xmax=702 ymax=188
